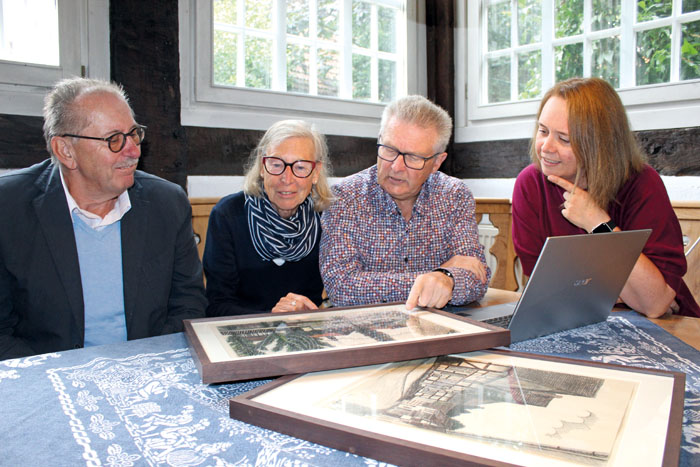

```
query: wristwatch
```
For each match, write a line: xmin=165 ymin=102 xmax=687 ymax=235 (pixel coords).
xmin=433 ymin=268 xmax=455 ymax=290
xmin=591 ymin=219 xmax=617 ymax=233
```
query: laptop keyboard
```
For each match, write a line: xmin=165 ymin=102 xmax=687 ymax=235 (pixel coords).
xmin=482 ymin=314 xmax=513 ymax=328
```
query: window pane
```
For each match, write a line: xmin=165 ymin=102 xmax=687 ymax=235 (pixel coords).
xmin=245 ymin=37 xmax=272 ymax=88
xmin=592 ymin=0 xmax=620 ymax=31
xmin=378 ymin=6 xmax=397 ymax=53
xmin=487 ymin=1 xmax=511 ymax=51
xmin=518 ymin=0 xmax=541 ymax=46
xmin=318 ymin=48 xmax=339 ymax=96
xmin=246 ymin=0 xmax=271 ymax=30
xmin=681 ymin=20 xmax=700 ymax=80
xmin=318 ymin=0 xmax=339 ymax=41
xmin=556 ymin=1 xmax=583 ymax=38
xmin=379 ymin=59 xmax=396 ymax=102
xmin=214 ymin=31 xmax=238 ymax=86
xmin=637 ymin=0 xmax=672 ymax=22
xmin=214 ymin=0 xmax=237 ymax=24
xmin=684 ymin=0 xmax=700 ymax=12
xmin=636 ymin=27 xmax=671 ymax=85
xmin=518 ymin=50 xmax=541 ymax=99
xmin=287 ymin=0 xmax=309 ymax=37
xmin=353 ymin=1 xmax=371 ymax=48
xmin=287 ymin=43 xmax=309 ymax=93
xmin=555 ymin=43 xmax=583 ymax=81
xmin=0 ymin=0 xmax=59 ymax=65
xmin=592 ymin=37 xmax=620 ymax=87
xmin=352 ymin=54 xmax=371 ymax=100
xmin=487 ymin=56 xmax=511 ymax=103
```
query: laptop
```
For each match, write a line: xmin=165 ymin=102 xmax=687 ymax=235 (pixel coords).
xmin=452 ymin=229 xmax=652 ymax=343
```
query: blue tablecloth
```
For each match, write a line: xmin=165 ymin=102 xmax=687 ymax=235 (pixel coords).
xmin=1 ymin=311 xmax=699 ymax=466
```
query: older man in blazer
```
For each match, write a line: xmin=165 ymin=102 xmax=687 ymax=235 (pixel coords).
xmin=0 ymin=78 xmax=206 ymax=360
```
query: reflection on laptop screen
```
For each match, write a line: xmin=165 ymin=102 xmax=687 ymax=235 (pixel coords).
xmin=452 ymin=229 xmax=651 ymax=343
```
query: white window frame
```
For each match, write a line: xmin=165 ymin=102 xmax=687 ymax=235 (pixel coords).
xmin=0 ymin=0 xmax=110 ymax=117
xmin=456 ymin=0 xmax=700 ymax=143
xmin=179 ymin=0 xmax=426 ymax=138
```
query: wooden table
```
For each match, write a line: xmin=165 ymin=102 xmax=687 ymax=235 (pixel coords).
xmin=477 ymin=288 xmax=700 ymax=351
xmin=648 ymin=313 xmax=700 ymax=351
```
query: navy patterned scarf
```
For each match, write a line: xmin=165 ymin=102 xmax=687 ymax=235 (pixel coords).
xmin=245 ymin=193 xmax=320 ymax=266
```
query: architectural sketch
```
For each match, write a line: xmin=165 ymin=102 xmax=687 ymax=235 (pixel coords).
xmin=322 ymin=355 xmax=636 ymax=464
xmin=214 ymin=309 xmax=457 ymax=357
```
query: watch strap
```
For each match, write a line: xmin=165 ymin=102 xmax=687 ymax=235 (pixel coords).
xmin=591 ymin=219 xmax=617 ymax=233
xmin=433 ymin=268 xmax=455 ymax=290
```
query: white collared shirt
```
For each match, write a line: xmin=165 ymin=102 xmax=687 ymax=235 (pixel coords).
xmin=59 ymin=169 xmax=132 ymax=230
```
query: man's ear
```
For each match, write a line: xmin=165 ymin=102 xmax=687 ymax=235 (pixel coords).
xmin=431 ymin=152 xmax=448 ymax=173
xmin=51 ymin=136 xmax=77 ymax=169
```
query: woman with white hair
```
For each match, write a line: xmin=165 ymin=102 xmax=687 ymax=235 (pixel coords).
xmin=203 ymin=120 xmax=333 ymax=316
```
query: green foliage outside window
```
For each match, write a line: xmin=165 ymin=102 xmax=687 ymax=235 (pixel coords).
xmin=592 ymin=37 xmax=620 ymax=88
xmin=488 ymin=1 xmax=511 ymax=52
xmin=488 ymin=56 xmax=511 ymax=103
xmin=555 ymin=43 xmax=583 ymax=82
xmin=353 ymin=54 xmax=371 ymax=100
xmin=485 ymin=0 xmax=700 ymax=104
xmin=318 ymin=0 xmax=339 ymax=41
xmin=378 ymin=6 xmax=396 ymax=53
xmin=518 ymin=0 xmax=541 ymax=45
xmin=685 ymin=0 xmax=700 ymax=12
xmin=287 ymin=44 xmax=309 ymax=93
xmin=681 ymin=20 xmax=700 ymax=80
xmin=379 ymin=58 xmax=396 ymax=102
xmin=245 ymin=37 xmax=271 ymax=89
xmin=287 ymin=0 xmax=309 ymax=37
xmin=353 ymin=1 xmax=371 ymax=48
xmin=636 ymin=27 xmax=671 ymax=86
xmin=637 ymin=0 xmax=672 ymax=21
xmin=214 ymin=0 xmax=236 ymax=24
xmin=213 ymin=30 xmax=237 ymax=86
xmin=592 ymin=0 xmax=620 ymax=31
xmin=555 ymin=1 xmax=583 ymax=38
xmin=518 ymin=50 xmax=541 ymax=99
xmin=317 ymin=48 xmax=339 ymax=97
xmin=245 ymin=0 xmax=271 ymax=30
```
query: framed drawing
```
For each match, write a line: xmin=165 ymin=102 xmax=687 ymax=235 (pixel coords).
xmin=229 ymin=350 xmax=684 ymax=466
xmin=183 ymin=303 xmax=509 ymax=383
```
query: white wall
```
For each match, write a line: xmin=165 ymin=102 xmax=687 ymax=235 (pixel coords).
xmin=187 ymin=175 xmax=700 ymax=201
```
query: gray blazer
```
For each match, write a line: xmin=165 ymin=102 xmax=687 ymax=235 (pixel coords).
xmin=0 ymin=160 xmax=207 ymax=360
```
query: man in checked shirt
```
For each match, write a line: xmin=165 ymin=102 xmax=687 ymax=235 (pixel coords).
xmin=320 ymin=95 xmax=490 ymax=310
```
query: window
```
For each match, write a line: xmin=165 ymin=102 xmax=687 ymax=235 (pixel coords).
xmin=456 ymin=0 xmax=700 ymax=142
xmin=179 ymin=0 xmax=425 ymax=137
xmin=0 ymin=0 xmax=110 ymax=117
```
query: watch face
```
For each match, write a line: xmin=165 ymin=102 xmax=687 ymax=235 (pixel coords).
xmin=593 ymin=221 xmax=615 ymax=233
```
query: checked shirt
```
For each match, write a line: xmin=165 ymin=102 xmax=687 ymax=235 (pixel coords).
xmin=320 ymin=165 xmax=490 ymax=307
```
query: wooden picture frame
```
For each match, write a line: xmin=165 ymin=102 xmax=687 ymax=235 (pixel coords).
xmin=183 ymin=303 xmax=509 ymax=383
xmin=229 ymin=350 xmax=685 ymax=466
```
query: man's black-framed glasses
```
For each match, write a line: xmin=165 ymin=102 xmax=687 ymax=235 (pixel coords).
xmin=376 ymin=143 xmax=441 ymax=170
xmin=262 ymin=156 xmax=317 ymax=178
xmin=61 ymin=125 xmax=146 ymax=153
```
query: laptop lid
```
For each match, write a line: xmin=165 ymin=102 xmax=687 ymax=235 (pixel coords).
xmin=456 ymin=229 xmax=651 ymax=343
xmin=509 ymin=229 xmax=651 ymax=343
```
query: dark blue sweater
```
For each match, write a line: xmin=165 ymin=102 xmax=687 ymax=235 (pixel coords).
xmin=203 ymin=191 xmax=324 ymax=316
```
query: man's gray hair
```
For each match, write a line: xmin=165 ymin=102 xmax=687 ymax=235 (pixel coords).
xmin=379 ymin=95 xmax=453 ymax=153
xmin=43 ymin=77 xmax=133 ymax=160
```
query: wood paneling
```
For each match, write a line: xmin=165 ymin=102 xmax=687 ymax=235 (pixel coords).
xmin=191 ymin=197 xmax=700 ymax=303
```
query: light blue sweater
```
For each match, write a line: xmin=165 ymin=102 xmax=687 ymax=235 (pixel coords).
xmin=72 ymin=214 xmax=127 ymax=346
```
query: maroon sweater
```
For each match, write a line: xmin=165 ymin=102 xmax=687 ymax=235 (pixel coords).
xmin=512 ymin=164 xmax=699 ymax=317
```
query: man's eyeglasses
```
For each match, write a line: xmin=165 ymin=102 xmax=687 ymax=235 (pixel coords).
xmin=61 ymin=125 xmax=146 ymax=153
xmin=262 ymin=156 xmax=317 ymax=178
xmin=376 ymin=143 xmax=441 ymax=170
